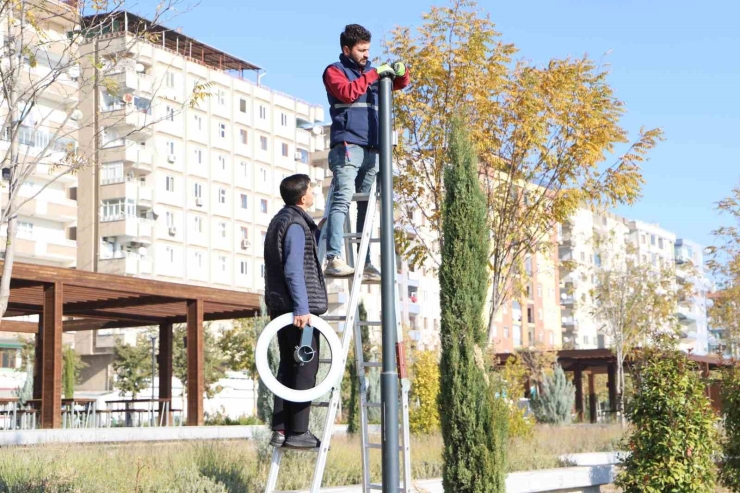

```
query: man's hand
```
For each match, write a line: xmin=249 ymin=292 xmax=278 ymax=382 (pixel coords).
xmin=294 ymin=313 xmax=311 ymax=329
xmin=376 ymin=64 xmax=394 ymax=77
xmin=392 ymin=62 xmax=406 ymax=77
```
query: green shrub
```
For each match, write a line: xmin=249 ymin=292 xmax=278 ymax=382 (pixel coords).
xmin=720 ymin=363 xmax=740 ymax=492
xmin=616 ymin=339 xmax=719 ymax=492
xmin=410 ymin=351 xmax=441 ymax=434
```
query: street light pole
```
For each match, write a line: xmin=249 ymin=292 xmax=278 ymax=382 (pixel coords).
xmin=378 ymin=73 xmax=400 ymax=492
xmin=150 ymin=335 xmax=157 ymax=426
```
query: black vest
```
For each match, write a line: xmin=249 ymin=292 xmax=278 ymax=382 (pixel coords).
xmin=264 ymin=205 xmax=328 ymax=315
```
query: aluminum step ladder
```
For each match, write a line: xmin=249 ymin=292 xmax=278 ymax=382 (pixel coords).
xmin=265 ymin=180 xmax=413 ymax=492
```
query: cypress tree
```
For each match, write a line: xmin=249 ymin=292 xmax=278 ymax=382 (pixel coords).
xmin=439 ymin=117 xmax=507 ymax=492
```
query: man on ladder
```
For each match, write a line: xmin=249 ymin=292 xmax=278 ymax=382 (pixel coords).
xmin=322 ymin=23 xmax=410 ymax=280
xmin=264 ymin=174 xmax=328 ymax=450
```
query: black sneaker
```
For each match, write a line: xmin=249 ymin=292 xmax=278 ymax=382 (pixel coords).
xmin=269 ymin=431 xmax=285 ymax=447
xmin=283 ymin=431 xmax=321 ymax=449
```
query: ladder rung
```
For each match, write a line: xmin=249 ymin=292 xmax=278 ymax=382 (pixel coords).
xmin=357 ymin=321 xmax=381 ymax=327
xmin=368 ymin=484 xmax=403 ymax=491
xmin=366 ymin=443 xmax=405 ymax=451
xmin=323 ymin=316 xmax=347 ymax=322
xmin=278 ymin=446 xmax=321 ymax=453
xmin=353 ymin=193 xmax=371 ymax=201
xmin=311 ymin=402 xmax=331 ymax=408
xmin=364 ymin=402 xmax=382 ymax=408
xmin=362 ymin=362 xmax=382 ymax=368
xmin=343 ymin=233 xmax=380 ymax=243
xmin=319 ymin=359 xmax=332 ymax=364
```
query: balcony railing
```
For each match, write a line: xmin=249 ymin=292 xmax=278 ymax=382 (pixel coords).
xmin=1 ymin=125 xmax=77 ymax=153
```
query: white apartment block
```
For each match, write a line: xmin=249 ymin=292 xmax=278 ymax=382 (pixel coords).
xmin=675 ymin=238 xmax=711 ymax=355
xmin=76 ymin=12 xmax=326 ymax=294
xmin=558 ymin=209 xmax=630 ymax=349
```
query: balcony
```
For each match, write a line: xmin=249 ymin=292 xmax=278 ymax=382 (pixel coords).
xmin=1 ymin=125 xmax=77 ymax=158
xmin=11 ymin=237 xmax=76 ymax=267
xmin=100 ymin=140 xmax=153 ymax=172
xmin=296 ymin=128 xmax=311 ymax=147
xmin=407 ymin=300 xmax=421 ymax=315
xmin=561 ymin=295 xmax=577 ymax=307
xmin=100 ymin=180 xmax=152 ymax=204
xmin=8 ymin=192 xmax=77 ymax=223
xmin=562 ymin=317 xmax=578 ymax=328
xmin=99 ymin=216 xmax=153 ymax=244
xmin=561 ymin=233 xmax=577 ymax=247
xmin=678 ymin=306 xmax=697 ymax=325
xmin=98 ymin=254 xmax=153 ymax=277
xmin=109 ymin=69 xmax=153 ymax=96
xmin=99 ymin=107 xmax=154 ymax=138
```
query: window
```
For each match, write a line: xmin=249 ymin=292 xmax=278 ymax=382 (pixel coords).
xmin=260 ymin=136 xmax=268 ymax=151
xmin=240 ymin=260 xmax=248 ymax=276
xmin=260 ymin=199 xmax=268 ymax=214
xmin=549 ymin=332 xmax=554 ymax=345
xmin=219 ymin=222 xmax=227 ymax=239
xmin=580 ymin=252 xmax=585 ymax=262
xmin=166 ymin=211 xmax=175 ymax=227
xmin=537 ymin=308 xmax=542 ymax=321
xmin=101 ymin=199 xmax=135 ymax=221
xmin=194 ymin=114 xmax=203 ymax=131
xmin=165 ymin=176 xmax=175 ymax=192
xmin=259 ymin=105 xmax=266 ymax=119
xmin=193 ymin=215 xmax=202 ymax=233
xmin=583 ymin=336 xmax=590 ymax=345
xmin=194 ymin=149 xmax=203 ymax=164
xmin=194 ymin=182 xmax=202 ymax=198
xmin=194 ymin=251 xmax=203 ymax=268
xmin=219 ymin=255 xmax=227 ymax=272
xmin=641 ymin=234 xmax=646 ymax=244
xmin=166 ymin=141 xmax=175 ymax=155
xmin=261 ymin=231 xmax=267 ymax=245
xmin=651 ymin=234 xmax=656 ymax=245
xmin=101 ymin=163 xmax=124 ymax=184
xmin=218 ymin=155 xmax=227 ymax=171
xmin=239 ymin=129 xmax=247 ymax=144
xmin=0 ymin=348 xmax=18 ymax=369
xmin=280 ymin=113 xmax=288 ymax=126
xmin=166 ymin=246 xmax=174 ymax=263
xmin=260 ymin=263 xmax=265 ymax=278
xmin=239 ymin=98 xmax=247 ymax=113
xmin=18 ymin=221 xmax=34 ymax=239
xmin=537 ymin=284 xmax=542 ymax=298
xmin=218 ymin=89 xmax=226 ymax=106
xmin=219 ymin=188 xmax=226 ymax=204
xmin=503 ymin=327 xmax=509 ymax=338
xmin=281 ymin=143 xmax=289 ymax=157
xmin=166 ymin=106 xmax=175 ymax=122
xmin=658 ymin=237 xmax=664 ymax=250
xmin=239 ymin=161 xmax=248 ymax=177
xmin=240 ymin=193 xmax=248 ymax=209
xmin=219 ymin=123 xmax=226 ymax=138
xmin=240 ymin=226 xmax=248 ymax=240
xmin=260 ymin=167 xmax=267 ymax=182
xmin=165 ymin=72 xmax=175 ymax=88
xmin=594 ymin=253 xmax=602 ymax=267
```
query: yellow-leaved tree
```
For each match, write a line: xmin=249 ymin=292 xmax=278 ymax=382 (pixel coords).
xmin=386 ymin=0 xmax=664 ymax=338
xmin=409 ymin=350 xmax=440 ymax=434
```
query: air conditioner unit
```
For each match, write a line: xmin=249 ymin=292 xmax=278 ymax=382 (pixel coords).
xmin=294 ymin=151 xmax=303 ymax=161
xmin=167 ymin=154 xmax=176 ymax=163
xmin=195 ymin=197 xmax=203 ymax=207
xmin=240 ymin=239 xmax=250 ymax=250
xmin=168 ymin=226 xmax=177 ymax=236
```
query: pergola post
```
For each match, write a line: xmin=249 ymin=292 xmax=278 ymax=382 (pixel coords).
xmin=607 ymin=363 xmax=617 ymax=414
xmin=33 ymin=318 xmax=43 ymax=400
xmin=588 ymin=371 xmax=597 ymax=424
xmin=574 ymin=365 xmax=584 ymax=422
xmin=187 ymin=299 xmax=204 ymax=426
xmin=159 ymin=322 xmax=173 ymax=422
xmin=41 ymin=282 xmax=63 ymax=428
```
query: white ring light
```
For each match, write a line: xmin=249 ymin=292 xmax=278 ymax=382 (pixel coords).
xmin=255 ymin=313 xmax=344 ymax=403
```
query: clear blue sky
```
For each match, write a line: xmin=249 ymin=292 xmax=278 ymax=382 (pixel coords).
xmin=142 ymin=0 xmax=739 ymax=248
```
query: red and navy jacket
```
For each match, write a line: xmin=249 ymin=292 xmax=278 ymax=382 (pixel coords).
xmin=323 ymin=54 xmax=410 ymax=149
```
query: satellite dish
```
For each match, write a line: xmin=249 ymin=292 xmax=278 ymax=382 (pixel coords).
xmin=123 ymin=93 xmax=134 ymax=104
xmin=151 ymin=207 xmax=162 ymax=220
xmin=70 ymin=109 xmax=83 ymax=121
xmin=311 ymin=125 xmax=324 ymax=135
xmin=68 ymin=65 xmax=80 ymax=79
xmin=560 ymin=292 xmax=567 ymax=300
xmin=138 ymin=246 xmax=148 ymax=256
xmin=135 ymin=63 xmax=145 ymax=73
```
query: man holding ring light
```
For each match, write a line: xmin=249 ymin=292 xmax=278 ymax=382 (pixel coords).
xmin=264 ymin=174 xmax=327 ymax=449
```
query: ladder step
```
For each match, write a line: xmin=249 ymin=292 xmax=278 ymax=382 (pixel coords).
xmin=357 ymin=321 xmax=382 ymax=327
xmin=364 ymin=402 xmax=382 ymax=409
xmin=352 ymin=193 xmax=371 ymax=201
xmin=311 ymin=402 xmax=331 ymax=408
xmin=319 ymin=359 xmax=332 ymax=364
xmin=322 ymin=316 xmax=347 ymax=322
xmin=362 ymin=362 xmax=382 ymax=368
xmin=368 ymin=483 xmax=404 ymax=491
xmin=366 ymin=443 xmax=405 ymax=451
xmin=343 ymin=233 xmax=380 ymax=243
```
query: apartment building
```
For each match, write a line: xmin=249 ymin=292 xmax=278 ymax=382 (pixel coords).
xmin=675 ymin=238 xmax=711 ymax=355
xmin=75 ymin=12 xmax=326 ymax=294
xmin=0 ymin=0 xmax=79 ymax=386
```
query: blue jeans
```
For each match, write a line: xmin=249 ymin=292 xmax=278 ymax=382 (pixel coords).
xmin=326 ymin=144 xmax=378 ymax=266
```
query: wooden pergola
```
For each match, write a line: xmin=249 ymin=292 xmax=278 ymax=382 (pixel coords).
xmin=497 ymin=348 xmax=728 ymax=423
xmin=0 ymin=262 xmax=261 ymax=428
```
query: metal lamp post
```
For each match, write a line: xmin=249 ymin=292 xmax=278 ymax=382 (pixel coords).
xmin=378 ymin=73 xmax=400 ymax=492
xmin=150 ymin=334 xmax=158 ymax=426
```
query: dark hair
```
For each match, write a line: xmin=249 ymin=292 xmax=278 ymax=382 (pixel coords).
xmin=340 ymin=24 xmax=371 ymax=50
xmin=280 ymin=174 xmax=311 ymax=206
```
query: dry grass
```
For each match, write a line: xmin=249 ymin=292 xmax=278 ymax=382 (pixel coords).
xmin=0 ymin=424 xmax=623 ymax=492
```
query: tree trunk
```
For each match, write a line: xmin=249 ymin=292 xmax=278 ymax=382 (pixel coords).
xmin=0 ymin=217 xmax=18 ymax=321
xmin=252 ymin=376 xmax=258 ymax=418
xmin=616 ymin=349 xmax=626 ymax=428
